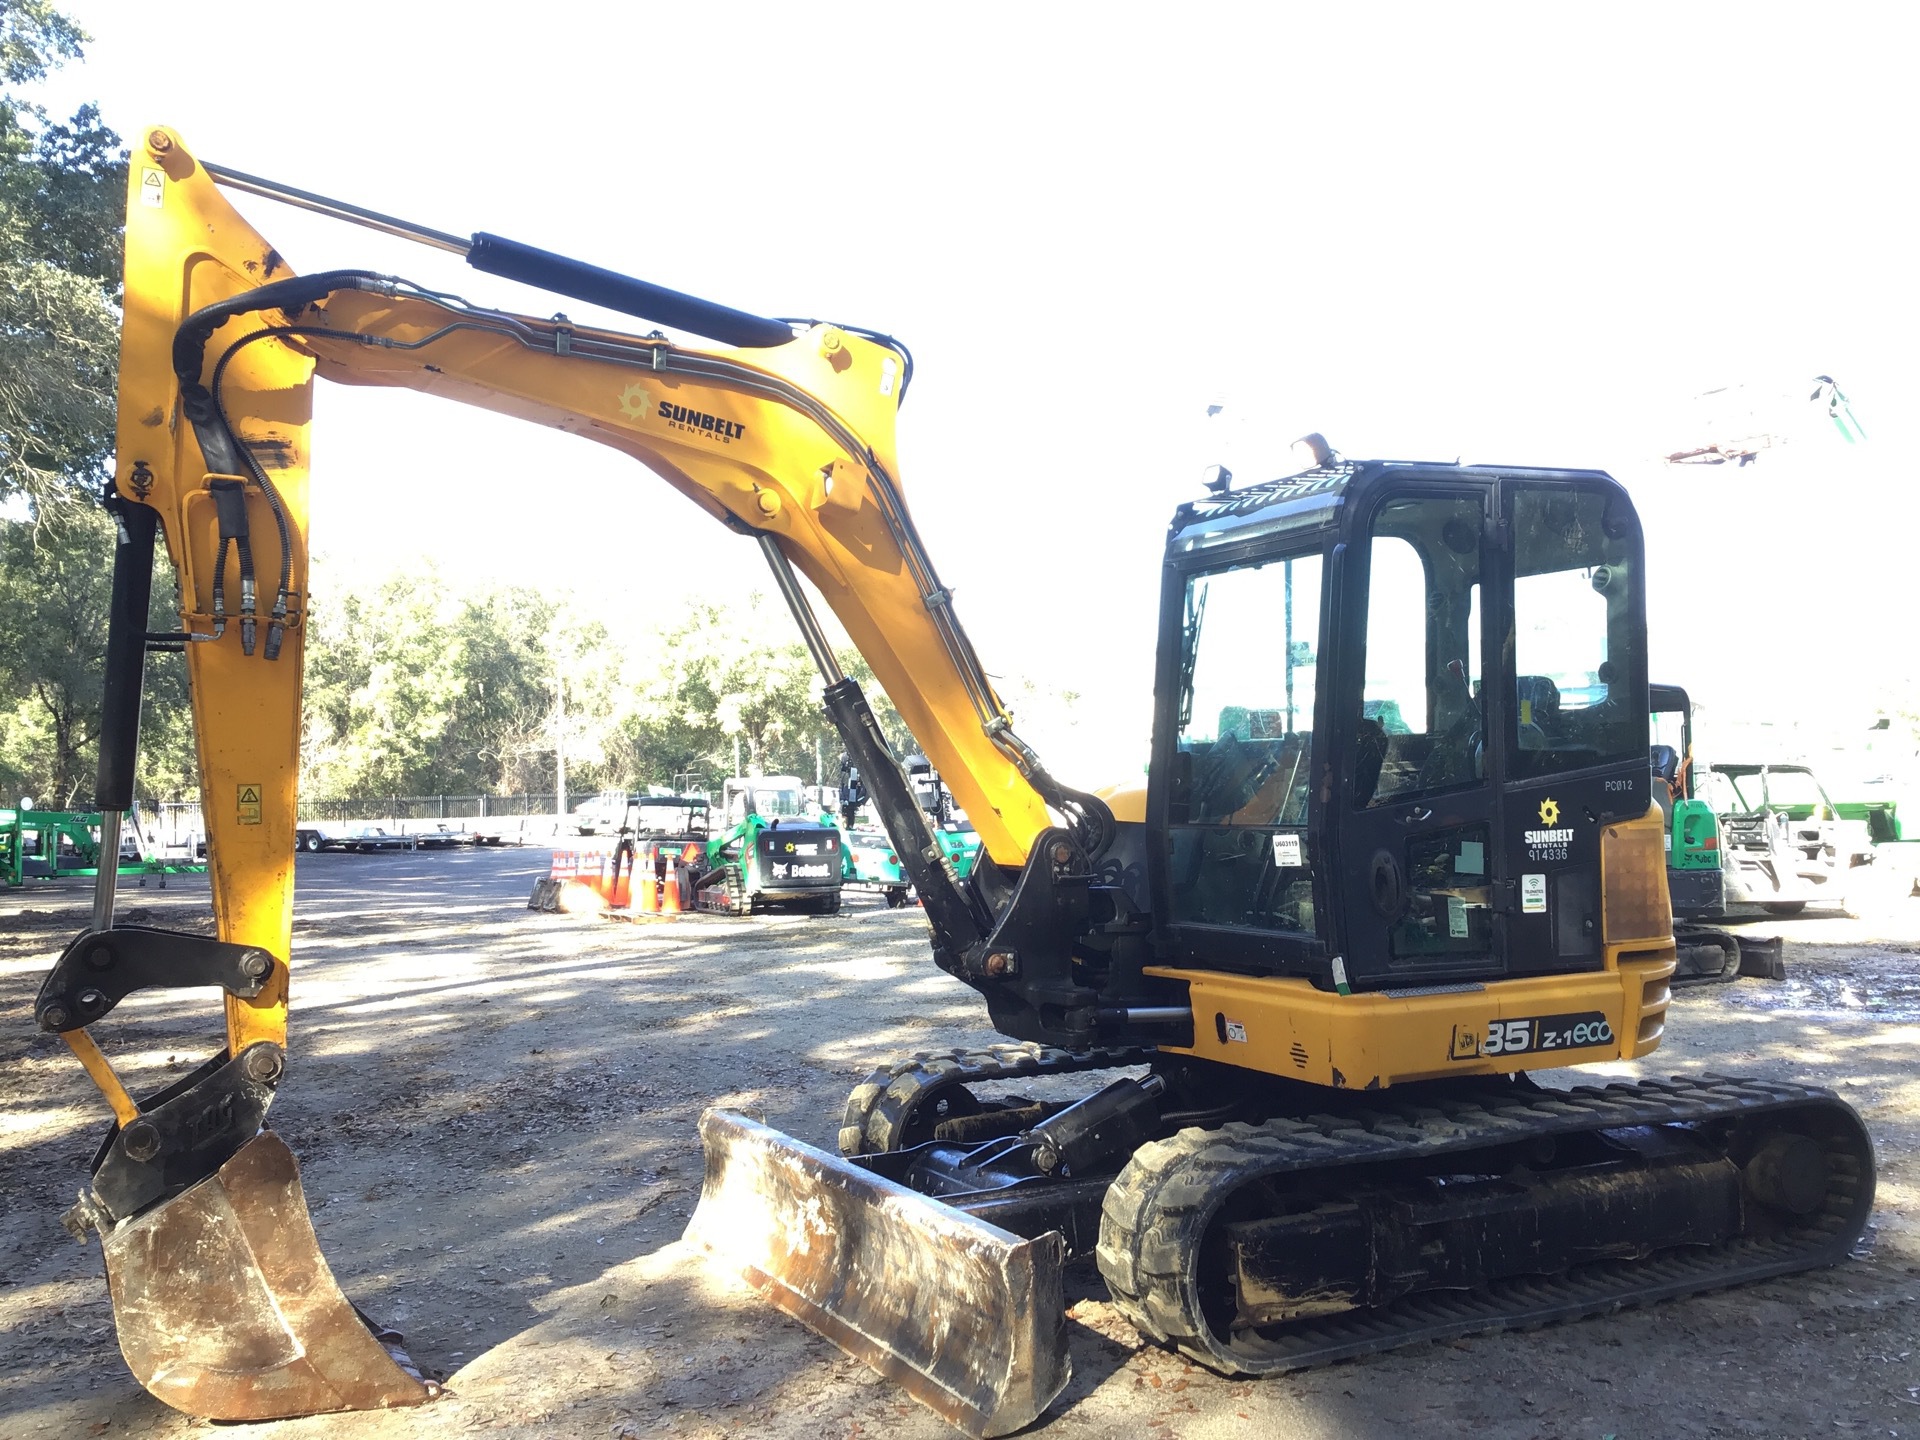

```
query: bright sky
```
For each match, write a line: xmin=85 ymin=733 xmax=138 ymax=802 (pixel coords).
xmin=33 ymin=3 xmax=1918 ymax=785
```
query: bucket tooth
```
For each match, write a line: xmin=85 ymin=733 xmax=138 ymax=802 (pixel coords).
xmin=102 ymin=1131 xmax=436 ymax=1420
xmin=688 ymin=1108 xmax=1069 ymax=1438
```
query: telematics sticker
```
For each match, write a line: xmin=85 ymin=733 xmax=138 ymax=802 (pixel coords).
xmin=1521 ymin=873 xmax=1547 ymax=914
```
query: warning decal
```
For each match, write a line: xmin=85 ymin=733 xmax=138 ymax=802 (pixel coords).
xmin=140 ymin=167 xmax=165 ymax=208
xmin=237 ymin=783 xmax=263 ymax=825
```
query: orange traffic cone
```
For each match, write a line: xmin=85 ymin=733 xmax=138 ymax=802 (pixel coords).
xmin=638 ymin=852 xmax=659 ymax=915
xmin=660 ymin=855 xmax=683 ymax=917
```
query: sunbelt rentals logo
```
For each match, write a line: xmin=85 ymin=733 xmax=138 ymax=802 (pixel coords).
xmin=1524 ymin=796 xmax=1573 ymax=851
xmin=617 ymin=382 xmax=744 ymax=443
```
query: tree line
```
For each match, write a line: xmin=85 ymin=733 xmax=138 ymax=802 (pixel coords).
xmin=297 ymin=568 xmax=904 ymax=804
xmin=0 ymin=6 xmax=1081 ymax=816
xmin=0 ymin=4 xmax=904 ymax=812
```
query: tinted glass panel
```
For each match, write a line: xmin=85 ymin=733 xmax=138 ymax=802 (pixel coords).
xmin=1391 ymin=822 xmax=1495 ymax=960
xmin=1355 ymin=496 xmax=1485 ymax=808
xmin=1509 ymin=488 xmax=1643 ymax=780
xmin=1170 ymin=551 xmax=1322 ymax=935
xmin=1176 ymin=553 xmax=1321 ymax=827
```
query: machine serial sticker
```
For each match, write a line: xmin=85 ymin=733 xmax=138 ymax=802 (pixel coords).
xmin=1224 ymin=1019 xmax=1248 ymax=1043
xmin=140 ymin=167 xmax=165 ymax=208
xmin=1447 ymin=894 xmax=1469 ymax=937
xmin=1450 ymin=1010 xmax=1613 ymax=1061
xmin=1521 ymin=873 xmax=1547 ymax=914
xmin=236 ymin=783 xmax=262 ymax=825
xmin=1271 ymin=832 xmax=1303 ymax=867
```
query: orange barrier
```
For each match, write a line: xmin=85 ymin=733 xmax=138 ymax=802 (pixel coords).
xmin=556 ymin=878 xmax=606 ymax=913
xmin=545 ymin=840 xmax=627 ymax=909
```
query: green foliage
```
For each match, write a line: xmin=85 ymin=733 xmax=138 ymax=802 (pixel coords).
xmin=611 ymin=594 xmax=821 ymax=787
xmin=0 ymin=506 xmax=108 ymax=802
xmin=0 ymin=246 xmax=119 ymax=505
xmin=0 ymin=2 xmax=83 ymax=88
xmin=6 ymin=101 xmax=124 ymax=284
xmin=0 ymin=7 xmax=149 ymax=804
xmin=605 ymin=594 xmax=909 ymax=792
xmin=291 ymin=569 xmax=915 ymax=804
xmin=0 ymin=3 xmax=124 ymax=513
xmin=302 ymin=568 xmax=564 ymax=798
xmin=0 ymin=509 xmax=194 ymax=807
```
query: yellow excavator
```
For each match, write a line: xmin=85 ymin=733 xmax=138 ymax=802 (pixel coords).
xmin=41 ymin=127 xmax=1874 ymax=1436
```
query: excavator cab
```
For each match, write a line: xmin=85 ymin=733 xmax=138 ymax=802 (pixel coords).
xmin=1152 ymin=465 xmax=1649 ymax=994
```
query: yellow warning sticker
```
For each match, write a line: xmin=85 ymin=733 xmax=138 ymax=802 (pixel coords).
xmin=140 ymin=167 xmax=165 ymax=208
xmin=237 ymin=783 xmax=263 ymax=825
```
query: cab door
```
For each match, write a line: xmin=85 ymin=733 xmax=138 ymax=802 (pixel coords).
xmin=1496 ymin=480 xmax=1650 ymax=974
xmin=1158 ymin=541 xmax=1331 ymax=976
xmin=1334 ymin=487 xmax=1507 ymax=988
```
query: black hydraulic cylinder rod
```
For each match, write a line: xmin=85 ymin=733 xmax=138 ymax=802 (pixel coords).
xmin=96 ymin=501 xmax=158 ymax=812
xmin=466 ymin=233 xmax=795 ymax=350
xmin=821 ymin=678 xmax=987 ymax=962
xmin=202 ymin=163 xmax=796 ymax=350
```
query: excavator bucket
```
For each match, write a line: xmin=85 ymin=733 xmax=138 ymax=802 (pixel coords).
xmin=688 ymin=1110 xmax=1070 ymax=1438
xmin=100 ymin=1132 xmax=436 ymax=1421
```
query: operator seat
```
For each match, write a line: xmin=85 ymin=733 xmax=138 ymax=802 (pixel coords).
xmin=1515 ymin=675 xmax=1560 ymax=749
xmin=1650 ymin=743 xmax=1679 ymax=824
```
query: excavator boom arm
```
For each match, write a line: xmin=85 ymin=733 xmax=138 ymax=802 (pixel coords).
xmin=131 ymin=132 xmax=1053 ymax=883
xmin=59 ymin=126 xmax=1075 ymax=1427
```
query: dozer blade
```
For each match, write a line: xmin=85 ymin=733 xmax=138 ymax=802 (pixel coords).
xmin=101 ymin=1131 xmax=437 ymax=1421
xmin=688 ymin=1109 xmax=1070 ymax=1438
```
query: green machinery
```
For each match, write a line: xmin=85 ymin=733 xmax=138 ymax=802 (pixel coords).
xmin=843 ymin=825 xmax=982 ymax=908
xmin=838 ymin=751 xmax=982 ymax=906
xmin=1 ymin=807 xmax=206 ymax=888
xmin=691 ymin=776 xmax=845 ymax=915
xmin=1649 ymin=686 xmax=1782 ymax=982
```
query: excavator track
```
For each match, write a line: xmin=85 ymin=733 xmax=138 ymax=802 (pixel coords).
xmin=1671 ymin=925 xmax=1742 ymax=986
xmin=839 ymin=1043 xmax=1158 ymax=1156
xmin=1097 ymin=1074 xmax=1874 ymax=1376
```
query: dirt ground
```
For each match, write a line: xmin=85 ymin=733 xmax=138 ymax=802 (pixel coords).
xmin=3 ymin=848 xmax=1918 ymax=1440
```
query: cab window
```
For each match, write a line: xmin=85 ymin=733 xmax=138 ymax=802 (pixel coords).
xmin=1168 ymin=549 xmax=1322 ymax=933
xmin=1354 ymin=495 xmax=1485 ymax=808
xmin=1509 ymin=488 xmax=1643 ymax=779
